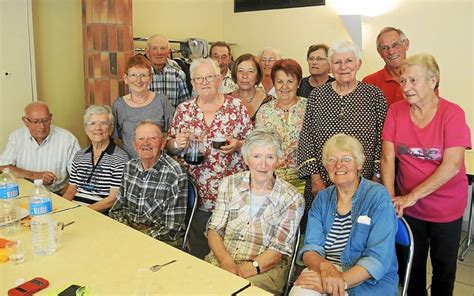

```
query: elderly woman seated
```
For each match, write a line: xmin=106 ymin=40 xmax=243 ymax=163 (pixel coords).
xmin=205 ymin=128 xmax=304 ymax=295
xmin=290 ymin=134 xmax=398 ymax=296
xmin=63 ymin=105 xmax=129 ymax=213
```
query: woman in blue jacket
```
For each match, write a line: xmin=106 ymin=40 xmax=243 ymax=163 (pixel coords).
xmin=290 ymin=133 xmax=398 ymax=296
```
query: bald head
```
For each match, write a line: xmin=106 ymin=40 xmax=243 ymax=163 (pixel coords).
xmin=22 ymin=102 xmax=52 ymax=144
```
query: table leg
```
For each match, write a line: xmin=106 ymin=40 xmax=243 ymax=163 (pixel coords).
xmin=458 ymin=178 xmax=473 ymax=261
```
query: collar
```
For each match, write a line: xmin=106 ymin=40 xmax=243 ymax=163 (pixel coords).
xmin=382 ymin=66 xmax=398 ymax=83
xmin=238 ymin=171 xmax=281 ymax=206
xmin=85 ymin=139 xmax=116 ymax=155
xmin=137 ymin=152 xmax=167 ymax=173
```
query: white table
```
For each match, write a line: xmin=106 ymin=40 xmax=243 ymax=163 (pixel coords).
xmin=0 ymin=179 xmax=262 ymax=295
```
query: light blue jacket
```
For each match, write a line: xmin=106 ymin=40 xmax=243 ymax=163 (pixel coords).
xmin=299 ymin=178 xmax=398 ymax=296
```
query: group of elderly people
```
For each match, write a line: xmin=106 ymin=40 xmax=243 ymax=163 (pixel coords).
xmin=0 ymin=26 xmax=471 ymax=296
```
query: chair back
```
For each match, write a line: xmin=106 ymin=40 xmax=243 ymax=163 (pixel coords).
xmin=395 ymin=217 xmax=414 ymax=296
xmin=283 ymin=227 xmax=301 ymax=296
xmin=181 ymin=179 xmax=198 ymax=251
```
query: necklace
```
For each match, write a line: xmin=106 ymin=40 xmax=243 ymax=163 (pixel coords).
xmin=238 ymin=91 xmax=255 ymax=103
xmin=130 ymin=92 xmax=150 ymax=105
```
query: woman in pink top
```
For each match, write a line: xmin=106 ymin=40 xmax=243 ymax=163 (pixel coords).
xmin=381 ymin=53 xmax=471 ymax=296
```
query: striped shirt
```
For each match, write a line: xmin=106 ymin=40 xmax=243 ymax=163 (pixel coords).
xmin=0 ymin=125 xmax=80 ymax=193
xmin=148 ymin=63 xmax=191 ymax=109
xmin=205 ymin=171 xmax=304 ymax=265
xmin=69 ymin=141 xmax=129 ymax=206
xmin=324 ymin=211 xmax=352 ymax=265
xmin=109 ymin=153 xmax=188 ymax=242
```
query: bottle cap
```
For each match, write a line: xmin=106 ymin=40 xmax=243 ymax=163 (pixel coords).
xmin=34 ymin=179 xmax=43 ymax=186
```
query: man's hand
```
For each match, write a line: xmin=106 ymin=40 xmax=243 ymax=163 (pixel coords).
xmin=311 ymin=174 xmax=326 ymax=195
xmin=36 ymin=171 xmax=57 ymax=185
xmin=293 ymin=269 xmax=324 ymax=292
xmin=320 ymin=262 xmax=345 ymax=296
xmin=220 ymin=257 xmax=241 ymax=276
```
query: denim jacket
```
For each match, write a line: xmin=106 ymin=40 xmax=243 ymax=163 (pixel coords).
xmin=299 ymin=178 xmax=398 ymax=296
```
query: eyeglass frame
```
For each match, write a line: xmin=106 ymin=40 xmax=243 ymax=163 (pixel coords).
xmin=191 ymin=74 xmax=219 ymax=84
xmin=326 ymin=155 xmax=354 ymax=165
xmin=126 ymin=73 xmax=151 ymax=80
xmin=307 ymin=56 xmax=328 ymax=63
xmin=84 ymin=121 xmax=112 ymax=129
xmin=378 ymin=40 xmax=406 ymax=53
xmin=259 ymin=58 xmax=276 ymax=64
xmin=23 ymin=116 xmax=52 ymax=125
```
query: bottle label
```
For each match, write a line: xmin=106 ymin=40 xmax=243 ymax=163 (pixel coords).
xmin=0 ymin=184 xmax=19 ymax=199
xmin=29 ymin=199 xmax=53 ymax=216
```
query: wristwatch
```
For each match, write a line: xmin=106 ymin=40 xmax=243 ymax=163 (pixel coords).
xmin=252 ymin=260 xmax=261 ymax=274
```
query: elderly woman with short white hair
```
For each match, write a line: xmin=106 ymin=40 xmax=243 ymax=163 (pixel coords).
xmin=206 ymin=127 xmax=304 ymax=295
xmin=297 ymin=40 xmax=387 ymax=233
xmin=63 ymin=105 xmax=129 ymax=213
xmin=291 ymin=133 xmax=398 ymax=296
xmin=167 ymin=58 xmax=253 ymax=259
xmin=258 ymin=47 xmax=281 ymax=97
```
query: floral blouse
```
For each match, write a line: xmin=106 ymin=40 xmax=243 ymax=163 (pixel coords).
xmin=168 ymin=94 xmax=253 ymax=212
xmin=255 ymin=97 xmax=307 ymax=184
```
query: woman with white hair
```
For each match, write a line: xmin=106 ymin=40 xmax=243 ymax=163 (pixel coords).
xmin=291 ymin=134 xmax=398 ymax=296
xmin=258 ymin=47 xmax=281 ymax=97
xmin=206 ymin=127 xmax=304 ymax=295
xmin=63 ymin=105 xmax=129 ymax=213
xmin=167 ymin=58 xmax=253 ymax=259
xmin=297 ymin=41 xmax=387 ymax=232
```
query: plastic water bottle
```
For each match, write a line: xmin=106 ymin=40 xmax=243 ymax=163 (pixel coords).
xmin=29 ymin=179 xmax=56 ymax=256
xmin=0 ymin=168 xmax=20 ymax=235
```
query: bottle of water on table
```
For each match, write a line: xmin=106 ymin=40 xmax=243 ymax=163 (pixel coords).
xmin=29 ymin=179 xmax=56 ymax=256
xmin=0 ymin=168 xmax=20 ymax=235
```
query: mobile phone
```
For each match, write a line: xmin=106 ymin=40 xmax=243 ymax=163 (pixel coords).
xmin=7 ymin=277 xmax=49 ymax=296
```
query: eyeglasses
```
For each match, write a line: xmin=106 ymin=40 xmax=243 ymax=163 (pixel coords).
xmin=127 ymin=73 xmax=151 ymax=80
xmin=85 ymin=121 xmax=111 ymax=128
xmin=259 ymin=58 xmax=276 ymax=64
xmin=327 ymin=155 xmax=354 ymax=165
xmin=307 ymin=56 xmax=327 ymax=63
xmin=135 ymin=136 xmax=161 ymax=143
xmin=24 ymin=117 xmax=51 ymax=125
xmin=379 ymin=40 xmax=405 ymax=53
xmin=192 ymin=75 xmax=218 ymax=84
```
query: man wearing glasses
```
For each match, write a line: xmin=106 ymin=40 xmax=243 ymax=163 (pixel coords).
xmin=363 ymin=27 xmax=410 ymax=106
xmin=209 ymin=41 xmax=238 ymax=94
xmin=0 ymin=102 xmax=80 ymax=194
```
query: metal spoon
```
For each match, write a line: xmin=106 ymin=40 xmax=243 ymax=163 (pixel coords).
xmin=150 ymin=260 xmax=176 ymax=272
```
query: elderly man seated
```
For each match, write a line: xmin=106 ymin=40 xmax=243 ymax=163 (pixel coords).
xmin=109 ymin=121 xmax=187 ymax=247
xmin=0 ymin=102 xmax=80 ymax=194
xmin=205 ymin=128 xmax=304 ymax=294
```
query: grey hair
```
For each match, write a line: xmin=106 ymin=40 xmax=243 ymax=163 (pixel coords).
xmin=376 ymin=27 xmax=408 ymax=50
xmin=322 ymin=133 xmax=366 ymax=168
xmin=328 ymin=40 xmax=361 ymax=64
xmin=146 ymin=34 xmax=170 ymax=49
xmin=134 ymin=120 xmax=163 ymax=138
xmin=189 ymin=58 xmax=220 ymax=78
xmin=241 ymin=127 xmax=284 ymax=160
xmin=83 ymin=105 xmax=114 ymax=132
xmin=257 ymin=47 xmax=282 ymax=59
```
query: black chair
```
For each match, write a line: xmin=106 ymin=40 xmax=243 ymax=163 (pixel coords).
xmin=395 ymin=217 xmax=414 ymax=296
xmin=181 ymin=179 xmax=198 ymax=252
xmin=283 ymin=227 xmax=301 ymax=296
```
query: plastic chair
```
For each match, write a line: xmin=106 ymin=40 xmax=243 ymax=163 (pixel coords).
xmin=395 ymin=217 xmax=414 ymax=296
xmin=284 ymin=227 xmax=301 ymax=296
xmin=181 ymin=179 xmax=198 ymax=251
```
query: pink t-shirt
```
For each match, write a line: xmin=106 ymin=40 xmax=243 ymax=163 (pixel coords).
xmin=382 ymin=97 xmax=472 ymax=222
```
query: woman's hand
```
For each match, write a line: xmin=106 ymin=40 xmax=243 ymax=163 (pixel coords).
xmin=175 ymin=128 xmax=190 ymax=150
xmin=220 ymin=137 xmax=242 ymax=155
xmin=393 ymin=194 xmax=418 ymax=217
xmin=320 ymin=262 xmax=346 ymax=296
xmin=293 ymin=269 xmax=324 ymax=292
xmin=311 ymin=174 xmax=326 ymax=195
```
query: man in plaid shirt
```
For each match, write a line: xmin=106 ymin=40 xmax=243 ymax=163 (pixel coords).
xmin=145 ymin=35 xmax=191 ymax=108
xmin=109 ymin=121 xmax=187 ymax=247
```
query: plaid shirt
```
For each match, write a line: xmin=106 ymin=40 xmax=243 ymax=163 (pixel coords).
xmin=109 ymin=153 xmax=188 ymax=242
xmin=205 ymin=171 xmax=304 ymax=265
xmin=149 ymin=64 xmax=191 ymax=108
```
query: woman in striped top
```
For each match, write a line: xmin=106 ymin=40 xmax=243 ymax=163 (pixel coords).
xmin=63 ymin=105 xmax=129 ymax=213
xmin=290 ymin=134 xmax=398 ymax=296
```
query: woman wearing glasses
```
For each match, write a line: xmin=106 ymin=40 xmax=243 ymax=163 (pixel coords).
xmin=257 ymin=47 xmax=281 ymax=97
xmin=297 ymin=44 xmax=335 ymax=98
xmin=63 ymin=105 xmax=129 ymax=213
xmin=112 ymin=55 xmax=175 ymax=158
xmin=230 ymin=53 xmax=274 ymax=121
xmin=297 ymin=41 xmax=387 ymax=232
xmin=167 ymin=58 xmax=253 ymax=259
xmin=291 ymin=134 xmax=398 ymax=296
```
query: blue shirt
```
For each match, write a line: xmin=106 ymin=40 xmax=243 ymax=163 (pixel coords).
xmin=300 ymin=178 xmax=398 ymax=296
